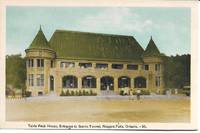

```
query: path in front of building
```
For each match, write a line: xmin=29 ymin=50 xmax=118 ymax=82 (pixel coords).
xmin=6 ymin=95 xmax=190 ymax=122
xmin=6 ymin=94 xmax=189 ymax=102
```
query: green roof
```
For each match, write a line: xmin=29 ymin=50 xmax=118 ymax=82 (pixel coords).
xmin=28 ymin=27 xmax=51 ymax=50
xmin=49 ymin=30 xmax=144 ymax=62
xmin=143 ymin=37 xmax=161 ymax=57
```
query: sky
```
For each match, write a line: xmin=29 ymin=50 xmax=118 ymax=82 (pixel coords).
xmin=6 ymin=7 xmax=191 ymax=56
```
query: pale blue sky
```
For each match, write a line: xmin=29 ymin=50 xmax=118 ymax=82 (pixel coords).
xmin=6 ymin=7 xmax=191 ymax=56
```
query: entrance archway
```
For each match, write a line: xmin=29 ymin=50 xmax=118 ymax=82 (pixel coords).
xmin=62 ymin=75 xmax=78 ymax=88
xmin=134 ymin=77 xmax=146 ymax=88
xmin=82 ymin=76 xmax=96 ymax=88
xmin=118 ymin=76 xmax=131 ymax=88
xmin=100 ymin=76 xmax=114 ymax=90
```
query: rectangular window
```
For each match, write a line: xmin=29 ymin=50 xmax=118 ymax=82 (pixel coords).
xmin=143 ymin=64 xmax=149 ymax=70
xmin=28 ymin=74 xmax=34 ymax=86
xmin=27 ymin=59 xmax=34 ymax=67
xmin=36 ymin=74 xmax=44 ymax=86
xmin=155 ymin=76 xmax=161 ymax=87
xmin=112 ymin=64 xmax=123 ymax=69
xmin=79 ymin=63 xmax=92 ymax=68
xmin=155 ymin=64 xmax=161 ymax=71
xmin=60 ymin=62 xmax=75 ymax=68
xmin=127 ymin=64 xmax=138 ymax=70
xmin=96 ymin=63 xmax=108 ymax=69
xmin=37 ymin=59 xmax=44 ymax=67
xmin=51 ymin=60 xmax=54 ymax=68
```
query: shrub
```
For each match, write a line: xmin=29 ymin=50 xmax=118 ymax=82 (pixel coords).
xmin=89 ymin=90 xmax=93 ymax=96
xmin=71 ymin=90 xmax=75 ymax=96
xmin=92 ymin=92 xmax=97 ymax=96
xmin=66 ymin=90 xmax=70 ymax=96
xmin=78 ymin=90 xmax=82 ymax=96
xmin=85 ymin=91 xmax=89 ymax=96
xmin=25 ymin=91 xmax=32 ymax=97
xmin=119 ymin=90 xmax=124 ymax=95
xmin=75 ymin=90 xmax=79 ymax=96
xmin=141 ymin=90 xmax=150 ymax=95
xmin=60 ymin=90 xmax=65 ymax=96
xmin=83 ymin=90 xmax=86 ymax=96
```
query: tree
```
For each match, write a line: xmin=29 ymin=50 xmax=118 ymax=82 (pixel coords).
xmin=163 ymin=54 xmax=190 ymax=88
xmin=6 ymin=54 xmax=26 ymax=91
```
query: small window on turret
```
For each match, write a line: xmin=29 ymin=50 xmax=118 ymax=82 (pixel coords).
xmin=27 ymin=59 xmax=34 ymax=67
xmin=51 ymin=60 xmax=54 ymax=68
xmin=37 ymin=59 xmax=44 ymax=67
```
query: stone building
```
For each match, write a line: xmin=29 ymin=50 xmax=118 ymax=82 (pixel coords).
xmin=25 ymin=27 xmax=164 ymax=96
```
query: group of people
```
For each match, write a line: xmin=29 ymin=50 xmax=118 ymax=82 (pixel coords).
xmin=130 ymin=89 xmax=141 ymax=100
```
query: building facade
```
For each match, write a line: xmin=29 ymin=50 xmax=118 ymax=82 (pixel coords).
xmin=25 ymin=27 xmax=164 ymax=96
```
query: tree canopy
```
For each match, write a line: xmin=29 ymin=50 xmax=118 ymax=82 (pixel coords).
xmin=6 ymin=54 xmax=26 ymax=89
xmin=163 ymin=54 xmax=190 ymax=88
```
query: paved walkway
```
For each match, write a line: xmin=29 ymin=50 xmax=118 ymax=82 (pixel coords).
xmin=6 ymin=94 xmax=189 ymax=103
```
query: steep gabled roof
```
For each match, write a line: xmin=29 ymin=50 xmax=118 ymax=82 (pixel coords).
xmin=49 ymin=30 xmax=144 ymax=62
xmin=143 ymin=37 xmax=161 ymax=57
xmin=28 ymin=27 xmax=51 ymax=50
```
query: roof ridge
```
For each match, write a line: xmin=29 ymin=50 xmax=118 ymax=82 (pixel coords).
xmin=55 ymin=29 xmax=133 ymax=38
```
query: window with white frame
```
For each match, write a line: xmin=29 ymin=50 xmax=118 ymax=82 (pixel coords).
xmin=127 ymin=64 xmax=138 ymax=70
xmin=60 ymin=62 xmax=75 ymax=68
xmin=36 ymin=74 xmax=44 ymax=86
xmin=155 ymin=64 xmax=161 ymax=71
xmin=155 ymin=76 xmax=161 ymax=87
xmin=37 ymin=59 xmax=44 ymax=67
xmin=27 ymin=59 xmax=34 ymax=67
xmin=28 ymin=74 xmax=34 ymax=86
xmin=79 ymin=63 xmax=92 ymax=69
xmin=96 ymin=63 xmax=108 ymax=69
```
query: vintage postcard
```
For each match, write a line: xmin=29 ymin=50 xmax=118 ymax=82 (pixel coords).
xmin=0 ymin=0 xmax=198 ymax=130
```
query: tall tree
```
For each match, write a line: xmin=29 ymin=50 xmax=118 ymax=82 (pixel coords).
xmin=163 ymin=54 xmax=190 ymax=88
xmin=6 ymin=54 xmax=26 ymax=90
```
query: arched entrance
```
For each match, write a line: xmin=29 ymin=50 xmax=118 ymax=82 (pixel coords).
xmin=62 ymin=75 xmax=78 ymax=88
xmin=50 ymin=76 xmax=54 ymax=91
xmin=100 ymin=76 xmax=114 ymax=90
xmin=82 ymin=76 xmax=96 ymax=88
xmin=134 ymin=77 xmax=146 ymax=88
xmin=118 ymin=76 xmax=131 ymax=88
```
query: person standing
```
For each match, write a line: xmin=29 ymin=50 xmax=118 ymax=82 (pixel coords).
xmin=136 ymin=89 xmax=141 ymax=100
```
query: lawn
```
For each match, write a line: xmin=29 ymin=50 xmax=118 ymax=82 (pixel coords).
xmin=6 ymin=99 xmax=190 ymax=122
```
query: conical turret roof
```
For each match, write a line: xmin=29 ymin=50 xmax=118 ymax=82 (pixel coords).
xmin=28 ymin=26 xmax=51 ymax=49
xmin=143 ymin=36 xmax=161 ymax=57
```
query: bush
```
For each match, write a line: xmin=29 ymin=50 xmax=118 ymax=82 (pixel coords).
xmin=89 ymin=90 xmax=93 ymax=96
xmin=141 ymin=90 xmax=150 ymax=95
xmin=119 ymin=90 xmax=124 ymax=95
xmin=83 ymin=90 xmax=86 ymax=96
xmin=75 ymin=91 xmax=79 ymax=96
xmin=60 ymin=90 xmax=65 ymax=96
xmin=85 ymin=91 xmax=89 ymax=96
xmin=25 ymin=91 xmax=32 ymax=97
xmin=66 ymin=90 xmax=70 ymax=96
xmin=92 ymin=92 xmax=97 ymax=96
xmin=78 ymin=90 xmax=82 ymax=96
xmin=71 ymin=90 xmax=75 ymax=96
